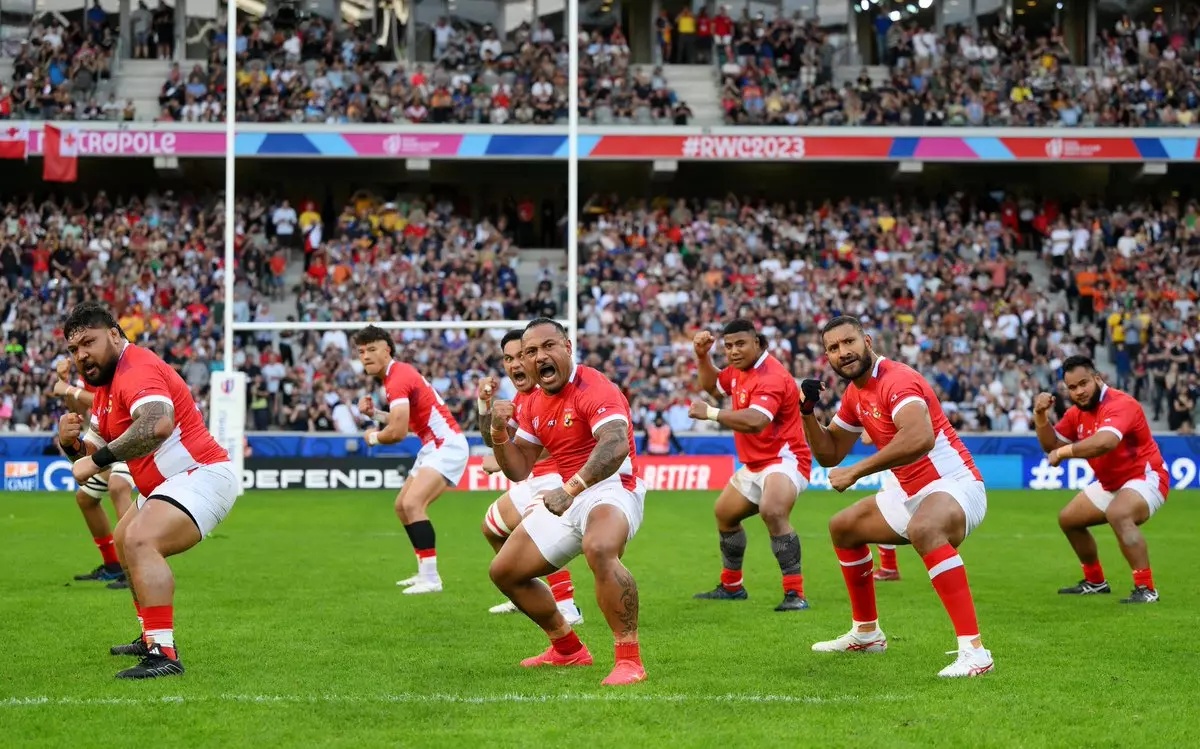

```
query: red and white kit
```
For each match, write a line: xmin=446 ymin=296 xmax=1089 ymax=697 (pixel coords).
xmin=716 ymin=352 xmax=812 ymax=502
xmin=832 ymin=358 xmax=987 ymax=539
xmin=87 ymin=344 xmax=235 ymax=536
xmin=514 ymin=365 xmax=646 ymax=567
xmin=1053 ymin=385 xmax=1169 ymax=515
xmin=75 ymin=379 xmax=134 ymax=497
xmin=383 ymin=360 xmax=469 ymax=484
xmin=506 ymin=388 xmax=564 ymax=516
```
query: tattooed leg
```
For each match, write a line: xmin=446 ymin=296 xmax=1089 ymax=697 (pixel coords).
xmin=583 ymin=504 xmax=638 ymax=642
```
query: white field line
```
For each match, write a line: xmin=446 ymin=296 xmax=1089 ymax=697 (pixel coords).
xmin=1 ymin=692 xmax=908 ymax=708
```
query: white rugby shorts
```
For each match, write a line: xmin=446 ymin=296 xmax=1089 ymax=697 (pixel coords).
xmin=412 ymin=433 xmax=470 ymax=486
xmin=523 ymin=477 xmax=646 ymax=568
xmin=729 ymin=459 xmax=808 ymax=505
xmin=1084 ymin=479 xmax=1165 ymax=518
xmin=141 ymin=462 xmax=237 ymax=538
xmin=874 ymin=472 xmax=987 ymax=540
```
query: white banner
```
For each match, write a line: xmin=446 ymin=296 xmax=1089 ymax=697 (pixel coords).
xmin=209 ymin=371 xmax=247 ymax=496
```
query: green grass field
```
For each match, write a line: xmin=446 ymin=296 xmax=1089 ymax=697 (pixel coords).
xmin=1 ymin=489 xmax=1197 ymax=748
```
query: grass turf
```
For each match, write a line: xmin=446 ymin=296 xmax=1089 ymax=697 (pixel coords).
xmin=1 ymin=488 xmax=1196 ymax=748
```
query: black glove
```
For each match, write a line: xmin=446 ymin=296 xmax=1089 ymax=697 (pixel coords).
xmin=799 ymin=378 xmax=825 ymax=414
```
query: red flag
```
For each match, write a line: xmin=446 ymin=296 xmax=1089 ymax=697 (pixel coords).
xmin=0 ymin=123 xmax=29 ymax=160
xmin=43 ymin=124 xmax=79 ymax=182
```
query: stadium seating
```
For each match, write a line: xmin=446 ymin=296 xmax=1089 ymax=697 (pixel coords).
xmin=236 ymin=18 xmax=568 ymax=124
xmin=0 ymin=190 xmax=564 ymax=433
xmin=580 ymin=27 xmax=689 ymax=125
xmin=574 ymin=194 xmax=1200 ymax=434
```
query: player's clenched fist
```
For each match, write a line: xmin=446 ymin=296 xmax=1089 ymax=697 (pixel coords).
xmin=478 ymin=375 xmax=499 ymax=404
xmin=357 ymin=395 xmax=375 ymax=417
xmin=693 ymin=330 xmax=715 ymax=358
xmin=491 ymin=399 xmax=515 ymax=423
xmin=799 ymin=378 xmax=825 ymax=414
xmin=56 ymin=357 xmax=72 ymax=382
xmin=58 ymin=412 xmax=84 ymax=448
xmin=1033 ymin=392 xmax=1054 ymax=423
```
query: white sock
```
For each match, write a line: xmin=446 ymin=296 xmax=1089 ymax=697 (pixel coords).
xmin=418 ymin=555 xmax=439 ymax=580
xmin=957 ymin=635 xmax=983 ymax=651
xmin=852 ymin=619 xmax=879 ymax=636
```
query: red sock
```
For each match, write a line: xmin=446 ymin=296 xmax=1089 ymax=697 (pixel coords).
xmin=782 ymin=574 xmax=804 ymax=596
xmin=878 ymin=545 xmax=898 ymax=572
xmin=923 ymin=545 xmax=980 ymax=639
xmin=140 ymin=605 xmax=177 ymax=660
xmin=546 ymin=570 xmax=575 ymax=603
xmin=414 ymin=548 xmax=436 ymax=560
xmin=720 ymin=568 xmax=743 ymax=592
xmin=550 ymin=630 xmax=583 ymax=656
xmin=615 ymin=640 xmax=641 ymax=664
xmin=1082 ymin=561 xmax=1105 ymax=585
xmin=1132 ymin=568 xmax=1155 ymax=590
xmin=94 ymin=534 xmax=119 ymax=566
xmin=835 ymin=546 xmax=877 ymax=622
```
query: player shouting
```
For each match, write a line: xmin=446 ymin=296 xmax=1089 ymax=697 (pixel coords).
xmin=799 ymin=316 xmax=994 ymax=678
xmin=487 ymin=318 xmax=647 ymax=686
xmin=60 ymin=302 xmax=236 ymax=679
xmin=689 ymin=320 xmax=812 ymax=611
xmin=1034 ymin=356 xmax=1169 ymax=604
xmin=355 ymin=325 xmax=469 ymax=595
xmin=477 ymin=329 xmax=582 ymax=624
xmin=53 ymin=356 xmax=136 ymax=588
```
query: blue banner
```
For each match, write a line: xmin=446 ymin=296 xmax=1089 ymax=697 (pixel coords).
xmin=4 ymin=434 xmax=1197 ymax=492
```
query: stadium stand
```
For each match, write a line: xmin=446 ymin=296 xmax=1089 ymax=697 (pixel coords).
xmin=580 ymin=26 xmax=690 ymax=125
xmin=0 ymin=189 xmax=565 ymax=433
xmin=632 ymin=10 xmax=1200 ymax=127
xmin=575 ymin=193 xmax=1200 ymax=435
xmin=236 ymin=18 xmax=568 ymax=124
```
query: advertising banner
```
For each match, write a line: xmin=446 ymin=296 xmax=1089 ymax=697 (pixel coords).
xmin=456 ymin=455 xmax=737 ymax=492
xmin=242 ymin=458 xmax=413 ymax=491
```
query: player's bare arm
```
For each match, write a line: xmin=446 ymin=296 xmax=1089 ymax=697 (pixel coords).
xmin=693 ymin=330 xmax=723 ymax=398
xmin=830 ymin=402 xmax=934 ymax=492
xmin=489 ymin=400 xmax=540 ymax=482
xmin=109 ymin=401 xmax=176 ymax=460
xmin=367 ymin=402 xmax=409 ymax=446
xmin=74 ymin=401 xmax=175 ymax=483
xmin=798 ymin=378 xmax=857 ymax=466
xmin=1046 ymin=429 xmax=1120 ymax=467
xmin=541 ymin=420 xmax=630 ymax=516
xmin=687 ymin=399 xmax=770 ymax=433
xmin=1032 ymin=392 xmax=1064 ymax=453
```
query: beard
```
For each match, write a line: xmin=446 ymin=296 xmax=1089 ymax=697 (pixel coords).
xmin=831 ymin=353 xmax=873 ymax=382
xmin=81 ymin=356 xmax=118 ymax=387
xmin=1076 ymin=387 xmax=1102 ymax=411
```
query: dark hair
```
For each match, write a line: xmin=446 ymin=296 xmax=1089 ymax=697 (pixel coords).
xmin=722 ymin=317 xmax=767 ymax=349
xmin=524 ymin=317 xmax=568 ymax=339
xmin=1062 ymin=355 xmax=1096 ymax=374
xmin=353 ymin=325 xmax=396 ymax=356
xmin=63 ymin=301 xmax=122 ymax=341
xmin=820 ymin=315 xmax=866 ymax=339
xmin=501 ymin=329 xmax=525 ymax=349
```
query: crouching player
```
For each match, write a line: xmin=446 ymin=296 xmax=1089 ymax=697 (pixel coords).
xmin=800 ymin=316 xmax=994 ymax=678
xmin=477 ymin=330 xmax=582 ymax=624
xmin=1035 ymin=356 xmax=1169 ymax=603
xmin=488 ymin=319 xmax=647 ymax=686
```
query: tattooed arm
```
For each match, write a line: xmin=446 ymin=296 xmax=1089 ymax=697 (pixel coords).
xmin=577 ymin=421 xmax=630 ymax=488
xmin=544 ymin=421 xmax=630 ymax=516
xmin=105 ymin=401 xmax=177 ymax=461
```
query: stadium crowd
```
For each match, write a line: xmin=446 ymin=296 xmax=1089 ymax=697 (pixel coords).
xmin=0 ymin=189 xmax=566 ymax=435
xmin=718 ymin=11 xmax=1200 ymax=126
xmin=0 ymin=189 xmax=229 ymax=432
xmin=575 ymin=193 xmax=1200 ymax=434
xmin=580 ymin=27 xmax=690 ymax=125
xmin=235 ymin=17 xmax=569 ymax=124
xmin=2 ymin=19 xmax=128 ymax=121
